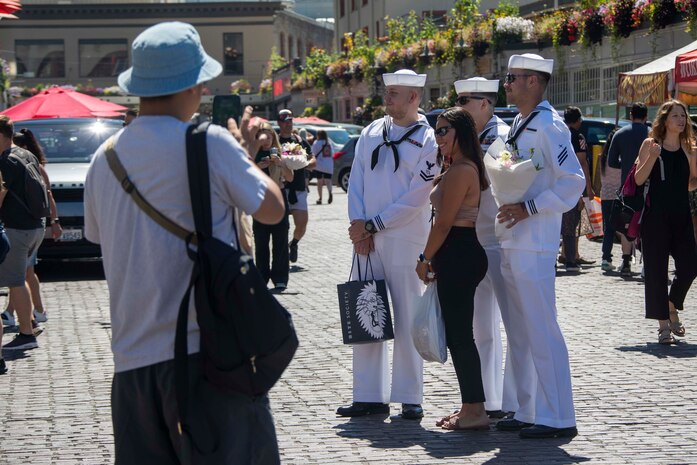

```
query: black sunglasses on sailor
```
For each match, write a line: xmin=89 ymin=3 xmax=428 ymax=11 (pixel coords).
xmin=435 ymin=125 xmax=453 ymax=137
xmin=456 ymin=95 xmax=490 ymax=106
xmin=505 ymin=73 xmax=533 ymax=83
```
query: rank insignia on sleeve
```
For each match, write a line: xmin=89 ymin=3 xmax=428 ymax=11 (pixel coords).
xmin=420 ymin=161 xmax=436 ymax=181
xmin=407 ymin=138 xmax=423 ymax=148
xmin=558 ymin=146 xmax=569 ymax=165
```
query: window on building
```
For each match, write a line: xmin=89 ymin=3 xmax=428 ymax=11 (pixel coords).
xmin=79 ymin=39 xmax=128 ymax=78
xmin=602 ymin=63 xmax=634 ymax=102
xmin=344 ymin=99 xmax=352 ymax=121
xmin=306 ymin=42 xmax=313 ymax=56
xmin=15 ymin=39 xmax=65 ymax=78
xmin=573 ymin=68 xmax=600 ymax=104
xmin=279 ymin=32 xmax=286 ymax=59
xmin=288 ymin=35 xmax=294 ymax=62
xmin=548 ymin=71 xmax=570 ymax=106
xmin=362 ymin=0 xmax=368 ymax=5
xmin=351 ymin=0 xmax=356 ymax=11
xmin=430 ymin=87 xmax=440 ymax=104
xmin=223 ymin=33 xmax=244 ymax=75
xmin=376 ymin=21 xmax=380 ymax=39
xmin=340 ymin=0 xmax=345 ymax=17
xmin=297 ymin=39 xmax=302 ymax=59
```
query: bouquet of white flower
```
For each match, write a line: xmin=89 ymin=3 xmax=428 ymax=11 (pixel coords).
xmin=280 ymin=142 xmax=310 ymax=170
xmin=483 ymin=138 xmax=543 ymax=240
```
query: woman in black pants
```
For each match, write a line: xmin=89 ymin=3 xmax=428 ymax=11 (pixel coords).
xmin=253 ymin=124 xmax=293 ymax=290
xmin=415 ymin=108 xmax=489 ymax=430
xmin=635 ymin=99 xmax=697 ymax=344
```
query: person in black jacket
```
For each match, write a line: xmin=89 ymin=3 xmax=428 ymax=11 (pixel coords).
xmin=0 ymin=115 xmax=47 ymax=351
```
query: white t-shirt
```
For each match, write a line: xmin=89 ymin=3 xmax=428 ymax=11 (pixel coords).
xmin=311 ymin=139 xmax=334 ymax=174
xmin=84 ymin=116 xmax=268 ymax=373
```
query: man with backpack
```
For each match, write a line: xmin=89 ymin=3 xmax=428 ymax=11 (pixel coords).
xmin=0 ymin=115 xmax=48 ymax=351
xmin=84 ymin=22 xmax=286 ymax=464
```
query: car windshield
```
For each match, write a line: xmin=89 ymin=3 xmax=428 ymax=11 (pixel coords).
xmin=324 ymin=129 xmax=350 ymax=146
xmin=17 ymin=122 xmax=120 ymax=163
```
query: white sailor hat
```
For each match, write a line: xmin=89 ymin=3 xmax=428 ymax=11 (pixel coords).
xmin=382 ymin=69 xmax=427 ymax=87
xmin=508 ymin=53 xmax=554 ymax=74
xmin=454 ymin=77 xmax=499 ymax=94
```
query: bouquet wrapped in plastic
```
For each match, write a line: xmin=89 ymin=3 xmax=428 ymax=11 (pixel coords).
xmin=280 ymin=142 xmax=310 ymax=170
xmin=483 ymin=138 xmax=543 ymax=240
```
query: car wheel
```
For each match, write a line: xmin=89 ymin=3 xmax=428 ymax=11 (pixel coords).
xmin=339 ymin=168 xmax=350 ymax=192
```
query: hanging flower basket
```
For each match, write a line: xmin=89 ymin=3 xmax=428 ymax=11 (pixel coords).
xmin=581 ymin=9 xmax=604 ymax=46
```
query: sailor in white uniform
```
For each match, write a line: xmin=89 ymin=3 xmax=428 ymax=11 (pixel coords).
xmin=338 ymin=69 xmax=439 ymax=419
xmin=493 ymin=54 xmax=584 ymax=438
xmin=453 ymin=77 xmax=514 ymax=418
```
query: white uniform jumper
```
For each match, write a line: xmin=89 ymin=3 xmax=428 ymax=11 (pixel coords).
xmin=474 ymin=115 xmax=515 ymax=412
xmin=348 ymin=115 xmax=438 ymax=404
xmin=498 ymin=101 xmax=584 ymax=428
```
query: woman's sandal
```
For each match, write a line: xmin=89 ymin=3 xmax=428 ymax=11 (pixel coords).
xmin=669 ymin=309 xmax=686 ymax=337
xmin=441 ymin=415 xmax=490 ymax=431
xmin=658 ymin=328 xmax=677 ymax=345
xmin=435 ymin=410 xmax=459 ymax=427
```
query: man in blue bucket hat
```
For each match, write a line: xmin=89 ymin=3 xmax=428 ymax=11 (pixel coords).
xmin=84 ymin=22 xmax=285 ymax=464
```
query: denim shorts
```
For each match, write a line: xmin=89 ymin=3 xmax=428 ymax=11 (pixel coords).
xmin=0 ymin=227 xmax=44 ymax=287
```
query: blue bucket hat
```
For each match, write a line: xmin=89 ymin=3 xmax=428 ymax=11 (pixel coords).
xmin=118 ymin=22 xmax=222 ymax=97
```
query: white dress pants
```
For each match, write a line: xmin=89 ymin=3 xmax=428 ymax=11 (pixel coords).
xmin=499 ymin=249 xmax=576 ymax=428
xmin=351 ymin=234 xmax=425 ymax=405
xmin=473 ymin=247 xmax=516 ymax=412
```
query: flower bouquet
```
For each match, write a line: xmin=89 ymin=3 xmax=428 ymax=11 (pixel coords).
xmin=280 ymin=142 xmax=310 ymax=170
xmin=483 ymin=138 xmax=543 ymax=240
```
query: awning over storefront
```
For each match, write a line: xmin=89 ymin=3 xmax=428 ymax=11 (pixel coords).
xmin=675 ymin=48 xmax=697 ymax=104
xmin=617 ymin=40 xmax=697 ymax=106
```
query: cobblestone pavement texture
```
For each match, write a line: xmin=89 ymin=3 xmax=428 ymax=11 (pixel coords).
xmin=1 ymin=190 xmax=696 ymax=465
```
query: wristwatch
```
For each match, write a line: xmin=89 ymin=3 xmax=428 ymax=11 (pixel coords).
xmin=50 ymin=218 xmax=60 ymax=225
xmin=418 ymin=253 xmax=431 ymax=264
xmin=364 ymin=220 xmax=377 ymax=235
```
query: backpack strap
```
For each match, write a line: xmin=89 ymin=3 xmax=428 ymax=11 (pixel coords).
xmin=104 ymin=137 xmax=198 ymax=246
xmin=173 ymin=121 xmax=212 ymax=462
xmin=185 ymin=122 xmax=213 ymax=238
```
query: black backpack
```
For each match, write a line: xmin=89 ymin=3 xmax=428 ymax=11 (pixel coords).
xmin=104 ymin=123 xmax=298 ymax=449
xmin=7 ymin=148 xmax=50 ymax=219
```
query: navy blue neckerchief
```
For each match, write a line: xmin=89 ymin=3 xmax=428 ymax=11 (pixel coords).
xmin=371 ymin=120 xmax=424 ymax=172
xmin=506 ymin=105 xmax=551 ymax=146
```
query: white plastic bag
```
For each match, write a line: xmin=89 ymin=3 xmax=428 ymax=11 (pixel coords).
xmin=411 ymin=283 xmax=447 ymax=363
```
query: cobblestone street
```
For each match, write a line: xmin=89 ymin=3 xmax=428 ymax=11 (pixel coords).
xmin=1 ymin=190 xmax=696 ymax=464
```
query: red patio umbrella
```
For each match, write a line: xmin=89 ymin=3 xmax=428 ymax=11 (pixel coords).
xmin=0 ymin=0 xmax=21 ymax=16
xmin=293 ymin=116 xmax=330 ymax=124
xmin=2 ymin=86 xmax=127 ymax=121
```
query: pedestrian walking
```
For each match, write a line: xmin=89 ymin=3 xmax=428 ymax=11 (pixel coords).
xmin=599 ymin=130 xmax=634 ymax=273
xmin=254 ymin=123 xmax=293 ymax=290
xmin=417 ymin=108 xmax=489 ymax=431
xmin=560 ymin=106 xmax=595 ymax=272
xmin=494 ymin=54 xmax=583 ymax=439
xmin=311 ymin=130 xmax=334 ymax=204
xmin=608 ymin=102 xmax=649 ymax=274
xmin=338 ymin=69 xmax=438 ymax=420
xmin=634 ymin=99 xmax=697 ymax=345
xmin=0 ymin=116 xmax=48 ymax=351
xmin=452 ymin=77 xmax=513 ymax=419
xmin=83 ymin=21 xmax=286 ymax=464
xmin=3 ymin=128 xmax=62 ymax=326
xmin=277 ymin=109 xmax=316 ymax=264
xmin=0 ymin=170 xmax=10 ymax=373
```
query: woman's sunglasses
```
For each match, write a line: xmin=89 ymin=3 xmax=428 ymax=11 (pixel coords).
xmin=435 ymin=125 xmax=453 ymax=137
